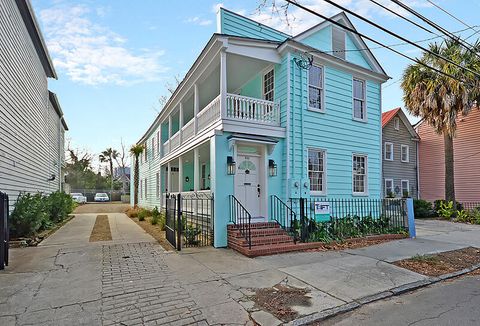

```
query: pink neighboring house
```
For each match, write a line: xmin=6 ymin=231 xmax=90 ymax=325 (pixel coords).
xmin=415 ymin=108 xmax=480 ymax=202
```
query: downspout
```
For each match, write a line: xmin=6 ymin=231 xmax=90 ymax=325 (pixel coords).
xmin=379 ymin=86 xmax=383 ymax=198
xmin=300 ymin=66 xmax=305 ymax=178
xmin=292 ymin=57 xmax=296 ymax=182
xmin=416 ymin=140 xmax=420 ymax=199
xmin=286 ymin=53 xmax=291 ymax=201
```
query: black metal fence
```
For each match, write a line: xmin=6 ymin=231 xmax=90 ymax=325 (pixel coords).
xmin=0 ymin=192 xmax=9 ymax=270
xmin=229 ymin=195 xmax=252 ymax=249
xmin=270 ymin=195 xmax=298 ymax=241
xmin=165 ymin=193 xmax=214 ymax=250
xmin=289 ymin=198 xmax=408 ymax=243
xmin=459 ymin=202 xmax=480 ymax=212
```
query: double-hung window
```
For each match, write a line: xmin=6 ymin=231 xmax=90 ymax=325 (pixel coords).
xmin=401 ymin=145 xmax=409 ymax=162
xmin=263 ymin=69 xmax=274 ymax=102
xmin=401 ymin=180 xmax=410 ymax=197
xmin=385 ymin=179 xmax=393 ymax=197
xmin=384 ymin=142 xmax=393 ymax=161
xmin=308 ymin=149 xmax=326 ymax=194
xmin=353 ymin=78 xmax=366 ymax=121
xmin=353 ymin=154 xmax=367 ymax=194
xmin=308 ymin=65 xmax=324 ymax=111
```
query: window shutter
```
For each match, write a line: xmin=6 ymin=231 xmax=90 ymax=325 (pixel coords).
xmin=332 ymin=27 xmax=346 ymax=60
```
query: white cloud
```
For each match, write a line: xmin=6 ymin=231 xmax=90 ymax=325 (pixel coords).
xmin=39 ymin=4 xmax=168 ymax=86
xmin=185 ymin=16 xmax=213 ymax=26
xmin=248 ymin=0 xmax=432 ymax=35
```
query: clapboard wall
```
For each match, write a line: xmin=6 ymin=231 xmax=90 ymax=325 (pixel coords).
xmin=0 ymin=0 xmax=65 ymax=209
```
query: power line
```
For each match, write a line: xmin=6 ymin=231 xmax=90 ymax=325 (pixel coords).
xmin=318 ymin=0 xmax=480 ymax=79
xmin=425 ymin=0 xmax=476 ymax=31
xmin=284 ymin=0 xmax=470 ymax=85
xmin=390 ymin=0 xmax=479 ymax=56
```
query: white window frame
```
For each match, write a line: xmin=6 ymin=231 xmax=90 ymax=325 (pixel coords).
xmin=352 ymin=154 xmax=368 ymax=195
xmin=308 ymin=148 xmax=327 ymax=195
xmin=394 ymin=117 xmax=400 ymax=130
xmin=401 ymin=145 xmax=410 ymax=163
xmin=384 ymin=178 xmax=393 ymax=197
xmin=308 ymin=64 xmax=325 ymax=112
xmin=263 ymin=68 xmax=274 ymax=102
xmin=352 ymin=78 xmax=367 ymax=122
xmin=384 ymin=142 xmax=393 ymax=161
xmin=401 ymin=179 xmax=410 ymax=197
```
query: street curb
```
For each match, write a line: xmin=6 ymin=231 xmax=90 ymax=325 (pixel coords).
xmin=289 ymin=264 xmax=480 ymax=325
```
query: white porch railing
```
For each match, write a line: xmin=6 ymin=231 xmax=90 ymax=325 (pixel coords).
xmin=197 ymin=95 xmax=221 ymax=131
xmin=226 ymin=93 xmax=280 ymax=125
xmin=163 ymin=140 xmax=170 ymax=155
xmin=181 ymin=118 xmax=195 ymax=142
xmin=170 ymin=131 xmax=181 ymax=150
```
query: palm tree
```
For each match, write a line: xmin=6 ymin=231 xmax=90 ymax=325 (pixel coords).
xmin=401 ymin=40 xmax=480 ymax=204
xmin=99 ymin=148 xmax=119 ymax=199
xmin=129 ymin=144 xmax=145 ymax=207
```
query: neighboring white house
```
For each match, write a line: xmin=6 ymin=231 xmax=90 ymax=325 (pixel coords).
xmin=0 ymin=0 xmax=68 ymax=208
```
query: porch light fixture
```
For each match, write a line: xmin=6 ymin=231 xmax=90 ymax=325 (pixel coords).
xmin=268 ymin=159 xmax=277 ymax=177
xmin=185 ymin=176 xmax=190 ymax=183
xmin=227 ymin=156 xmax=236 ymax=175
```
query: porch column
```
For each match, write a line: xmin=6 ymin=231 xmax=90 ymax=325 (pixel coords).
xmin=179 ymin=103 xmax=184 ymax=144
xmin=194 ymin=84 xmax=199 ymax=134
xmin=178 ymin=156 xmax=183 ymax=192
xmin=168 ymin=115 xmax=172 ymax=152
xmin=220 ymin=50 xmax=227 ymax=119
xmin=193 ymin=147 xmax=200 ymax=191
xmin=167 ymin=162 xmax=172 ymax=193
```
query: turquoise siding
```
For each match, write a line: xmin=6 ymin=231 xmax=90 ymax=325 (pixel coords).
xmin=346 ymin=34 xmax=371 ymax=69
xmin=239 ymin=73 xmax=262 ymax=98
xmin=219 ymin=8 xmax=289 ymax=41
xmin=302 ymin=26 xmax=332 ymax=53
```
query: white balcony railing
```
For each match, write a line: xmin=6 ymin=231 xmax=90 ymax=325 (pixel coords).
xmin=170 ymin=131 xmax=181 ymax=150
xmin=181 ymin=118 xmax=195 ymax=142
xmin=197 ymin=94 xmax=221 ymax=131
xmin=161 ymin=93 xmax=280 ymax=157
xmin=226 ymin=93 xmax=280 ymax=125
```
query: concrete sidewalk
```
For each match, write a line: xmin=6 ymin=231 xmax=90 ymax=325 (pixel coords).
xmin=161 ymin=219 xmax=480 ymax=325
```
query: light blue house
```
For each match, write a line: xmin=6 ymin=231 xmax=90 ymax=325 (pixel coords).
xmin=132 ymin=8 xmax=389 ymax=250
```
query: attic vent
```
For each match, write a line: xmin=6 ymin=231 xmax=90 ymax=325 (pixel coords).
xmin=332 ymin=27 xmax=346 ymax=60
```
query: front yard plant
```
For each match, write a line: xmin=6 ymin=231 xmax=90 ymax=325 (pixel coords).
xmin=413 ymin=199 xmax=436 ymax=218
xmin=10 ymin=191 xmax=76 ymax=239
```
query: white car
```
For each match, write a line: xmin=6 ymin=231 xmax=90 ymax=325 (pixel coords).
xmin=94 ymin=193 xmax=110 ymax=202
xmin=71 ymin=193 xmax=87 ymax=204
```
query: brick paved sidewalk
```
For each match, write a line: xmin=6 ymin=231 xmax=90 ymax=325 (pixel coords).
xmin=101 ymin=243 xmax=207 ymax=326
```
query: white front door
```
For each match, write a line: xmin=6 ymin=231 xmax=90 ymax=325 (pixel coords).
xmin=235 ymin=155 xmax=262 ymax=218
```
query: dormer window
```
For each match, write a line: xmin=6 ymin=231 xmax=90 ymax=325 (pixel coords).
xmin=332 ymin=27 xmax=346 ymax=60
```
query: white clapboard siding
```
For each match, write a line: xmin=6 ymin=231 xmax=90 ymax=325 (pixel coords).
xmin=0 ymin=0 xmax=64 ymax=210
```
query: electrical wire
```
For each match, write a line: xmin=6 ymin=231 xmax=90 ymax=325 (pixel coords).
xmin=319 ymin=0 xmax=480 ymax=79
xmin=425 ymin=0 xmax=476 ymax=31
xmin=284 ymin=0 xmax=470 ymax=85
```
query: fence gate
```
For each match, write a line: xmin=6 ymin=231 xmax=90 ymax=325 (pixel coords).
xmin=165 ymin=194 xmax=181 ymax=250
xmin=0 ymin=192 xmax=9 ymax=270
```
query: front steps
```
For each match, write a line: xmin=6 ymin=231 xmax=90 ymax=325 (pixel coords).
xmin=227 ymin=222 xmax=321 ymax=257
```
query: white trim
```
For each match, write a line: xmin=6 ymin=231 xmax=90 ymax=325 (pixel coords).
xmin=352 ymin=153 xmax=368 ymax=196
xmin=286 ymin=53 xmax=291 ymax=200
xmin=401 ymin=144 xmax=410 ymax=163
xmin=307 ymin=147 xmax=327 ymax=196
xmin=352 ymin=77 xmax=367 ymax=122
xmin=401 ymin=179 xmax=410 ymax=197
xmin=307 ymin=64 xmax=325 ymax=113
xmin=384 ymin=178 xmax=393 ymax=197
xmin=384 ymin=142 xmax=393 ymax=161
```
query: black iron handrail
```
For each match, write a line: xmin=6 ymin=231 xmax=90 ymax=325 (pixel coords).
xmin=229 ymin=195 xmax=251 ymax=249
xmin=270 ymin=195 xmax=298 ymax=243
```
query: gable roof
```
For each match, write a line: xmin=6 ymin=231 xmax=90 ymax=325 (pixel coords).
xmin=292 ymin=12 xmax=387 ymax=76
xmin=382 ymin=108 xmax=419 ymax=139
xmin=15 ymin=0 xmax=57 ymax=79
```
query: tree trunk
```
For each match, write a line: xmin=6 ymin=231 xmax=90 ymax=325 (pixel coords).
xmin=134 ymin=156 xmax=139 ymax=207
xmin=444 ymin=132 xmax=456 ymax=204
xmin=110 ymin=160 xmax=114 ymax=201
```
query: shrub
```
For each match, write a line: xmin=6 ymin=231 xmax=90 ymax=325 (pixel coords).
xmin=184 ymin=223 xmax=201 ymax=246
xmin=413 ymin=199 xmax=436 ymax=218
xmin=10 ymin=193 xmax=48 ymax=237
xmin=455 ymin=209 xmax=470 ymax=223
xmin=137 ymin=208 xmax=151 ymax=221
xmin=437 ymin=201 xmax=455 ymax=219
xmin=45 ymin=191 xmax=75 ymax=223
xmin=151 ymin=207 xmax=160 ymax=225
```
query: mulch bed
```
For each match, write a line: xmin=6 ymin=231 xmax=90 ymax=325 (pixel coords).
xmin=253 ymin=284 xmax=311 ymax=322
xmin=394 ymin=247 xmax=480 ymax=277
xmin=89 ymin=215 xmax=112 ymax=242
xmin=304 ymin=234 xmax=407 ymax=252
xmin=131 ymin=217 xmax=173 ymax=251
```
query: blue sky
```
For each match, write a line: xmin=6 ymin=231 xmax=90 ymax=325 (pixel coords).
xmin=31 ymin=0 xmax=480 ymax=165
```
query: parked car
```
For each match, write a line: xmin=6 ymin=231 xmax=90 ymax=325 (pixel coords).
xmin=94 ymin=193 xmax=110 ymax=202
xmin=70 ymin=192 xmax=87 ymax=204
